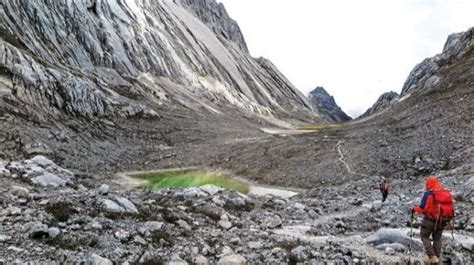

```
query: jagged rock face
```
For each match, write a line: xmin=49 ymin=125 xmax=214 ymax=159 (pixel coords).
xmin=179 ymin=0 xmax=249 ymax=52
xmin=401 ymin=27 xmax=473 ymax=96
xmin=0 ymin=0 xmax=314 ymax=120
xmin=307 ymin=87 xmax=352 ymax=122
xmin=361 ymin=91 xmax=399 ymax=118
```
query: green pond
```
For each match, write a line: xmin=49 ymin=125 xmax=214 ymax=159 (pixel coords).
xmin=132 ymin=169 xmax=250 ymax=194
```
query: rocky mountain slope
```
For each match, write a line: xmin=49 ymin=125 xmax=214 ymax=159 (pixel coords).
xmin=307 ymin=87 xmax=352 ymax=122
xmin=0 ymin=0 xmax=314 ymax=123
xmin=0 ymin=0 xmax=319 ymax=169
xmin=360 ymin=91 xmax=399 ymax=118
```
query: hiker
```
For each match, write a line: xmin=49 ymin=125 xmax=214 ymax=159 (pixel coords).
xmin=412 ymin=176 xmax=454 ymax=264
xmin=379 ymin=177 xmax=389 ymax=203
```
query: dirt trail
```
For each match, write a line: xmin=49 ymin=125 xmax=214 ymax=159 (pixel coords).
xmin=336 ymin=141 xmax=371 ymax=178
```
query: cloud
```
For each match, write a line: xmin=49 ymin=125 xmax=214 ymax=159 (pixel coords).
xmin=219 ymin=0 xmax=474 ymax=117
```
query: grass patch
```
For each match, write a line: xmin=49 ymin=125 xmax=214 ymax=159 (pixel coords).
xmin=297 ymin=123 xmax=345 ymax=130
xmin=133 ymin=170 xmax=250 ymax=194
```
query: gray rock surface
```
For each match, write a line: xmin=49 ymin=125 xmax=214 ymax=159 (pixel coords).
xmin=0 ymin=235 xmax=11 ymax=243
xmin=361 ymin=91 xmax=399 ymax=117
xmin=98 ymin=184 xmax=110 ymax=195
xmin=401 ymin=28 xmax=473 ymax=95
xmin=367 ymin=228 xmax=423 ymax=250
xmin=23 ymin=222 xmax=48 ymax=239
xmin=31 ymin=173 xmax=66 ymax=188
xmin=200 ymin=184 xmax=224 ymax=195
xmin=179 ymin=0 xmax=248 ymax=52
xmin=308 ymin=87 xmax=352 ymax=122
xmin=101 ymin=199 xmax=130 ymax=213
xmin=47 ymin=227 xmax=61 ymax=238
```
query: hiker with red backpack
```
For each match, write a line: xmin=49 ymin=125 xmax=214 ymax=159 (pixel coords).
xmin=412 ymin=176 xmax=454 ymax=264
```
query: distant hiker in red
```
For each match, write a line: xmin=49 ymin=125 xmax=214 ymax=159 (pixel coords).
xmin=412 ymin=176 xmax=455 ymax=264
xmin=379 ymin=177 xmax=389 ymax=203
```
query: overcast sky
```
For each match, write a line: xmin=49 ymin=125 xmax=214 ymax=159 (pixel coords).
xmin=218 ymin=0 xmax=474 ymax=117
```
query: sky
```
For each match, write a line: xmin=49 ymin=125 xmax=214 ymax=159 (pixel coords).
xmin=218 ymin=0 xmax=474 ymax=117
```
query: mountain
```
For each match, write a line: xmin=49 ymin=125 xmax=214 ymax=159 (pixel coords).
xmin=0 ymin=0 xmax=314 ymax=122
xmin=401 ymin=28 xmax=474 ymax=96
xmin=0 ymin=0 xmax=319 ymax=168
xmin=360 ymin=91 xmax=399 ymax=118
xmin=307 ymin=87 xmax=352 ymax=122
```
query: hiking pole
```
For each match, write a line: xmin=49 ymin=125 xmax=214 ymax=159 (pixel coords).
xmin=408 ymin=210 xmax=414 ymax=255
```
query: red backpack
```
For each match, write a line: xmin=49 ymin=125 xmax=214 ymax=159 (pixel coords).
xmin=432 ymin=189 xmax=455 ymax=220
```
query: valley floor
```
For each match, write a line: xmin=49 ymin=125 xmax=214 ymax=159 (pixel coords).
xmin=0 ymin=155 xmax=473 ymax=264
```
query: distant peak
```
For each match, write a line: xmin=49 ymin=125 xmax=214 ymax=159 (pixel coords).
xmin=309 ymin=86 xmax=330 ymax=96
xmin=307 ymin=86 xmax=352 ymax=123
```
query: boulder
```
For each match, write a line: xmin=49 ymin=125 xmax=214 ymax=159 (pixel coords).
xmin=90 ymin=254 xmax=113 ymax=265
xmin=25 ymin=156 xmax=55 ymax=167
xmin=200 ymin=184 xmax=223 ymax=195
xmin=47 ymin=227 xmax=61 ymax=238
xmin=218 ymin=220 xmax=232 ymax=230
xmin=0 ymin=166 xmax=10 ymax=177
xmin=24 ymin=156 xmax=75 ymax=187
xmin=176 ymin=220 xmax=192 ymax=231
xmin=183 ymin=188 xmax=207 ymax=198
xmin=115 ymin=197 xmax=138 ymax=213
xmin=31 ymin=173 xmax=67 ymax=187
xmin=384 ymin=247 xmax=396 ymax=255
xmin=248 ymin=241 xmax=262 ymax=249
xmin=100 ymin=197 xmax=139 ymax=214
xmin=367 ymin=228 xmax=423 ymax=250
xmin=98 ymin=184 xmax=110 ymax=195
xmin=375 ymin=243 xmax=407 ymax=252
xmin=100 ymin=199 xmax=124 ymax=213
xmin=193 ymin=255 xmax=209 ymax=265
xmin=10 ymin=185 xmax=31 ymax=200
xmin=293 ymin=202 xmax=306 ymax=211
xmin=0 ymin=234 xmax=12 ymax=243
xmin=23 ymin=222 xmax=48 ymax=238
xmin=290 ymin=246 xmax=308 ymax=262
xmin=264 ymin=214 xmax=282 ymax=228
xmin=114 ymin=229 xmax=130 ymax=242
xmin=370 ymin=200 xmax=383 ymax=212
xmin=217 ymin=254 xmax=246 ymax=265
xmin=145 ymin=221 xmax=164 ymax=232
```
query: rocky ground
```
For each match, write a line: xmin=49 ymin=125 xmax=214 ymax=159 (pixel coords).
xmin=1 ymin=155 xmax=473 ymax=264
